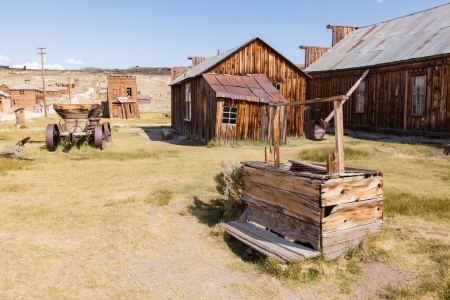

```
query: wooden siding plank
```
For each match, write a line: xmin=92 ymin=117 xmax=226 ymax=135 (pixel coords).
xmin=322 ymin=198 xmax=383 ymax=232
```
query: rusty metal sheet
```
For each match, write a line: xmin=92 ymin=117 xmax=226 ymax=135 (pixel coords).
xmin=306 ymin=3 xmax=450 ymax=72
xmin=203 ymin=73 xmax=288 ymax=104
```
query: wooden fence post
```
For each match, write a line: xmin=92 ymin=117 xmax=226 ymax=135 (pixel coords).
xmin=334 ymin=100 xmax=345 ymax=173
xmin=265 ymin=106 xmax=280 ymax=167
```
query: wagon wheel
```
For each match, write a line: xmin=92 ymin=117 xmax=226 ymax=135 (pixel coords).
xmin=103 ymin=122 xmax=111 ymax=142
xmin=45 ymin=124 xmax=60 ymax=152
xmin=94 ymin=123 xmax=105 ymax=150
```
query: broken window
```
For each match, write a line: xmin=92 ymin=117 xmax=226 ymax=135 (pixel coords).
xmin=274 ymin=83 xmax=281 ymax=91
xmin=185 ymin=83 xmax=191 ymax=120
xmin=411 ymin=75 xmax=425 ymax=115
xmin=222 ymin=106 xmax=238 ymax=124
xmin=126 ymin=87 xmax=132 ymax=97
xmin=355 ymin=81 xmax=365 ymax=113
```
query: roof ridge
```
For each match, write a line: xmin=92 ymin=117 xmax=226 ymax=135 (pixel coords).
xmin=359 ymin=2 xmax=450 ymax=29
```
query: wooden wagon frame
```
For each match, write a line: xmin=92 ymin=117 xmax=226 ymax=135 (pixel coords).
xmin=46 ymin=104 xmax=111 ymax=151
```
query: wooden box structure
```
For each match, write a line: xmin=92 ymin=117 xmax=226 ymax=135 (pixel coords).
xmin=238 ymin=161 xmax=383 ymax=260
xmin=222 ymin=73 xmax=384 ymax=261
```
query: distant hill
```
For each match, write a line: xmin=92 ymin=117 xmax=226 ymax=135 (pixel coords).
xmin=81 ymin=67 xmax=170 ymax=75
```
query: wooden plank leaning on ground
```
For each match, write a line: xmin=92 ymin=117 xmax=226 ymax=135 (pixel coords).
xmin=221 ymin=221 xmax=320 ymax=263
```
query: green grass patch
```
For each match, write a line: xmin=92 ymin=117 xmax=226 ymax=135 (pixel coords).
xmin=145 ymin=188 xmax=174 ymax=206
xmin=296 ymin=146 xmax=370 ymax=163
xmin=385 ymin=191 xmax=450 ymax=220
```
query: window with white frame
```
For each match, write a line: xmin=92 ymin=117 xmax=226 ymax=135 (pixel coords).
xmin=185 ymin=83 xmax=191 ymax=120
xmin=355 ymin=81 xmax=365 ymax=113
xmin=19 ymin=90 xmax=24 ymax=95
xmin=222 ymin=106 xmax=237 ymax=124
xmin=411 ymin=75 xmax=425 ymax=115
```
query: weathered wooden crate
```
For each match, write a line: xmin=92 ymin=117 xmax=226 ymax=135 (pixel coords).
xmin=232 ymin=160 xmax=383 ymax=260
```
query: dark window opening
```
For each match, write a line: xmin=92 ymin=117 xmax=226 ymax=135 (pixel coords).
xmin=411 ymin=75 xmax=425 ymax=115
xmin=222 ymin=106 xmax=237 ymax=124
xmin=274 ymin=83 xmax=281 ymax=91
xmin=126 ymin=87 xmax=132 ymax=97
xmin=355 ymin=81 xmax=365 ymax=113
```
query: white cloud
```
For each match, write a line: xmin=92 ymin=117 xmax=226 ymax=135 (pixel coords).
xmin=0 ymin=54 xmax=11 ymax=61
xmin=11 ymin=61 xmax=64 ymax=70
xmin=376 ymin=0 xmax=384 ymax=3
xmin=67 ymin=58 xmax=84 ymax=65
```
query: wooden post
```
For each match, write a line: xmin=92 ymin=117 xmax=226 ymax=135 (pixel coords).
xmin=265 ymin=106 xmax=280 ymax=167
xmin=37 ymin=47 xmax=47 ymax=118
xmin=326 ymin=153 xmax=334 ymax=174
xmin=334 ymin=100 xmax=345 ymax=173
xmin=273 ymin=106 xmax=280 ymax=167
xmin=68 ymin=74 xmax=71 ymax=104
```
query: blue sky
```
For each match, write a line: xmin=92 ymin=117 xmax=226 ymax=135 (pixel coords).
xmin=1 ymin=0 xmax=449 ymax=70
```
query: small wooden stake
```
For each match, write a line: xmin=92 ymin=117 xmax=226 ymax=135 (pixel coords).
xmin=326 ymin=153 xmax=334 ymax=174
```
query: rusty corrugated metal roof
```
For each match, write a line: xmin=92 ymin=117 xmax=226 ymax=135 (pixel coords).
xmin=203 ymin=73 xmax=288 ymax=104
xmin=305 ymin=3 xmax=450 ymax=72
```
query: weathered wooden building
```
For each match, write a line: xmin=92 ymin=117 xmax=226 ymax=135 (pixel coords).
xmin=0 ymin=90 xmax=11 ymax=113
xmin=137 ymin=94 xmax=152 ymax=104
xmin=9 ymin=84 xmax=44 ymax=108
xmin=0 ymin=83 xmax=11 ymax=95
xmin=106 ymin=75 xmax=140 ymax=119
xmin=201 ymin=73 xmax=288 ymax=144
xmin=304 ymin=4 xmax=450 ymax=136
xmin=170 ymin=37 xmax=311 ymax=142
xmin=45 ymin=86 xmax=62 ymax=98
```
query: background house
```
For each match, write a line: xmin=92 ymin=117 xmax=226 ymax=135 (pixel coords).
xmin=106 ymin=75 xmax=140 ymax=119
xmin=303 ymin=4 xmax=450 ymax=137
xmin=0 ymin=90 xmax=11 ymax=113
xmin=9 ymin=84 xmax=44 ymax=108
xmin=137 ymin=94 xmax=152 ymax=104
xmin=0 ymin=83 xmax=11 ymax=95
xmin=169 ymin=37 xmax=310 ymax=142
xmin=45 ymin=86 xmax=62 ymax=98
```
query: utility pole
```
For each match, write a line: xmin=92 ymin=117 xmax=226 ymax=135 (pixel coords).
xmin=68 ymin=74 xmax=71 ymax=104
xmin=37 ymin=47 xmax=47 ymax=117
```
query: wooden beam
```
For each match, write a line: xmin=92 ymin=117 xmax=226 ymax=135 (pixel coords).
xmin=268 ymin=95 xmax=348 ymax=107
xmin=334 ymin=99 xmax=345 ymax=173
xmin=325 ymin=69 xmax=370 ymax=122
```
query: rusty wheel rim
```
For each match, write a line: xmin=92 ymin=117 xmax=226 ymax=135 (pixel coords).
xmin=46 ymin=124 xmax=59 ymax=151
xmin=94 ymin=123 xmax=105 ymax=150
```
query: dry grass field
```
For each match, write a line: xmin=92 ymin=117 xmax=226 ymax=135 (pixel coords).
xmin=1 ymin=70 xmax=449 ymax=299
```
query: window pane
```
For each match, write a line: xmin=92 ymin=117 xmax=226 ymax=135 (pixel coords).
xmin=222 ymin=106 xmax=237 ymax=124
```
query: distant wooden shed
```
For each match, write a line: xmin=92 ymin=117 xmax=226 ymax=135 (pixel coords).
xmin=0 ymin=90 xmax=11 ymax=113
xmin=106 ymin=75 xmax=140 ymax=119
xmin=169 ymin=37 xmax=311 ymax=142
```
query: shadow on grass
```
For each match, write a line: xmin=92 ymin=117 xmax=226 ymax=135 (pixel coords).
xmin=189 ymin=196 xmax=226 ymax=227
xmin=188 ymin=196 xmax=265 ymax=263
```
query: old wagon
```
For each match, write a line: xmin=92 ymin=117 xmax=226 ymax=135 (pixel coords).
xmin=46 ymin=104 xmax=111 ymax=151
